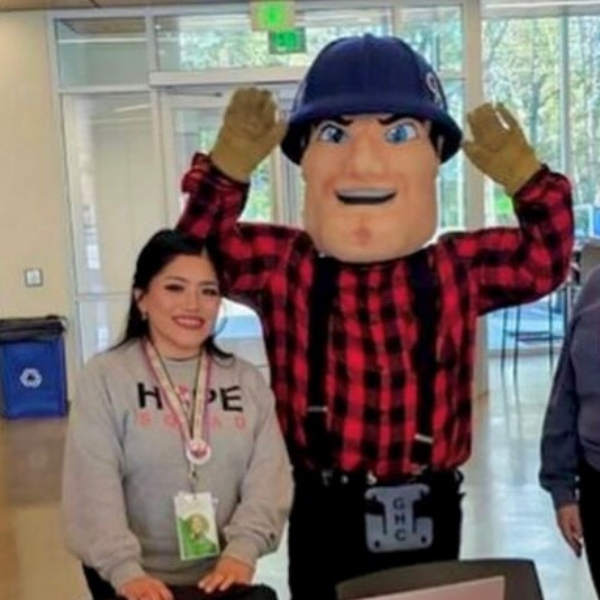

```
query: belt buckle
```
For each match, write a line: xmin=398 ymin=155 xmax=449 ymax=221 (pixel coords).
xmin=365 ymin=482 xmax=433 ymax=553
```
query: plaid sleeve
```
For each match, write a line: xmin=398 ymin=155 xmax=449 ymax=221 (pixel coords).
xmin=177 ymin=152 xmax=250 ymax=238
xmin=445 ymin=166 xmax=574 ymax=314
xmin=176 ymin=152 xmax=300 ymax=305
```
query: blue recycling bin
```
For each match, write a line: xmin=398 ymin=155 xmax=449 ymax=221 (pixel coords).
xmin=0 ymin=316 xmax=67 ymax=419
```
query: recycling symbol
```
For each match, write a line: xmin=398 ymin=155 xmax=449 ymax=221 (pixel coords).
xmin=20 ymin=368 xmax=43 ymax=389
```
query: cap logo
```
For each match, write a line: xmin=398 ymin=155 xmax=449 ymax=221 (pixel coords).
xmin=425 ymin=71 xmax=445 ymax=109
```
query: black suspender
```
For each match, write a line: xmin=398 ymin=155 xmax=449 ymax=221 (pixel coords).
xmin=407 ymin=249 xmax=440 ymax=467
xmin=304 ymin=255 xmax=339 ymax=469
xmin=303 ymin=250 xmax=440 ymax=471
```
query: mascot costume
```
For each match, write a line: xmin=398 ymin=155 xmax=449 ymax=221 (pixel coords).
xmin=177 ymin=35 xmax=573 ymax=600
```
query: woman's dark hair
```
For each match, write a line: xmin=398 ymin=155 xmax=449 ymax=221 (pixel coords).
xmin=115 ymin=228 xmax=231 ymax=359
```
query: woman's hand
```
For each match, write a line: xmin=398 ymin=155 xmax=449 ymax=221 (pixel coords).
xmin=557 ymin=503 xmax=584 ymax=557
xmin=119 ymin=575 xmax=174 ymax=600
xmin=198 ymin=556 xmax=254 ymax=593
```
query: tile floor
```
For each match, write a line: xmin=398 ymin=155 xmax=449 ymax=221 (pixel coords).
xmin=0 ymin=356 xmax=596 ymax=600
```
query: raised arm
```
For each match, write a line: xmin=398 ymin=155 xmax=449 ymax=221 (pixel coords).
xmin=178 ymin=88 xmax=285 ymax=236
xmin=456 ymin=103 xmax=573 ymax=313
xmin=177 ymin=88 xmax=300 ymax=305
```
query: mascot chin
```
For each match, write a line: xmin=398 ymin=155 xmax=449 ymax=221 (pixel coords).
xmin=178 ymin=33 xmax=573 ymax=600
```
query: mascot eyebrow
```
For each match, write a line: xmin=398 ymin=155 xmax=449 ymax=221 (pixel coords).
xmin=316 ymin=114 xmax=420 ymax=127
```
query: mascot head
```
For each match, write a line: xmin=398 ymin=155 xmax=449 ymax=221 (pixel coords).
xmin=281 ymin=34 xmax=462 ymax=263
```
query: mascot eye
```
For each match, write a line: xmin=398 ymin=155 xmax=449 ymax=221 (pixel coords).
xmin=316 ymin=123 xmax=347 ymax=144
xmin=385 ymin=122 xmax=418 ymax=144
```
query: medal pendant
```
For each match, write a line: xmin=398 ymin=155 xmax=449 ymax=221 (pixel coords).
xmin=186 ymin=439 xmax=211 ymax=466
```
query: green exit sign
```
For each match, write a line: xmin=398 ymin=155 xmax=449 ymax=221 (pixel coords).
xmin=251 ymin=0 xmax=296 ymax=32
xmin=269 ymin=29 xmax=306 ymax=54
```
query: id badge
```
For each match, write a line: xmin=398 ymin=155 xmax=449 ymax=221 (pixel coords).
xmin=365 ymin=483 xmax=433 ymax=553
xmin=174 ymin=492 xmax=220 ymax=561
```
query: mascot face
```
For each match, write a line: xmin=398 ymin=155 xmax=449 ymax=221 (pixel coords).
xmin=281 ymin=35 xmax=462 ymax=264
xmin=301 ymin=114 xmax=439 ymax=263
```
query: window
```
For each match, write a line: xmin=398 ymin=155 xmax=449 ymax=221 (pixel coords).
xmin=155 ymin=7 xmax=393 ymax=70
xmin=54 ymin=3 xmax=471 ymax=360
xmin=56 ymin=18 xmax=148 ymax=87
xmin=481 ymin=1 xmax=600 ymax=351
xmin=483 ymin=3 xmax=600 ymax=239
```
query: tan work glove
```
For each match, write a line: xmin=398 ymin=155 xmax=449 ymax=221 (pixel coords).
xmin=462 ymin=102 xmax=541 ymax=196
xmin=210 ymin=87 xmax=287 ymax=182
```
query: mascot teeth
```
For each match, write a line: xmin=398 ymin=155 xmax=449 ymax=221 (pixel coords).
xmin=336 ymin=189 xmax=395 ymax=205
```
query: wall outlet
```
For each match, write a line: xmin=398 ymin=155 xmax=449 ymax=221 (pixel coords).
xmin=24 ymin=268 xmax=43 ymax=287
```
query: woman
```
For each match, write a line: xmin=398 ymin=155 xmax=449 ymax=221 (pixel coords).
xmin=62 ymin=229 xmax=293 ymax=600
xmin=540 ymin=265 xmax=600 ymax=599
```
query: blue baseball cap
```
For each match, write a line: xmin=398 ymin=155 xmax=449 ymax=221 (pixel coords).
xmin=281 ymin=34 xmax=462 ymax=164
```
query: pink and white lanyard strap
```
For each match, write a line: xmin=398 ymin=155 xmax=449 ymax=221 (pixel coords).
xmin=143 ymin=340 xmax=212 ymax=477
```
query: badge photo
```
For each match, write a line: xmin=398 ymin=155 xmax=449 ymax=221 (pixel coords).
xmin=174 ymin=492 xmax=220 ymax=561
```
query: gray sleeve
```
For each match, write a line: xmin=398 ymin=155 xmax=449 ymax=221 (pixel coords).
xmin=539 ymin=268 xmax=600 ymax=509
xmin=221 ymin=365 xmax=293 ymax=567
xmin=539 ymin=323 xmax=579 ymax=510
xmin=61 ymin=357 xmax=145 ymax=589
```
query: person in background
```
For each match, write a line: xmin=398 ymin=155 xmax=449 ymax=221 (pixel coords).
xmin=62 ymin=229 xmax=292 ymax=600
xmin=540 ymin=265 xmax=600 ymax=600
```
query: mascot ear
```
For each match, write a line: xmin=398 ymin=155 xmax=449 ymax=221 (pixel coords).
xmin=428 ymin=122 xmax=445 ymax=160
xmin=298 ymin=125 xmax=314 ymax=161
xmin=436 ymin=135 xmax=445 ymax=158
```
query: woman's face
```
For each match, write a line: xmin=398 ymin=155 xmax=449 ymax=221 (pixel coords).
xmin=136 ymin=252 xmax=221 ymax=359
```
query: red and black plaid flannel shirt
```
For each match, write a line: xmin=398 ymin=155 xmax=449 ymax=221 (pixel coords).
xmin=178 ymin=153 xmax=573 ymax=479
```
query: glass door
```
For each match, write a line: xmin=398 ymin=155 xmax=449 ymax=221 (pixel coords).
xmin=160 ymin=84 xmax=302 ymax=370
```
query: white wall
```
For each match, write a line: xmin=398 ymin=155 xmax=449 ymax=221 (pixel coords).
xmin=0 ymin=13 xmax=74 ymax=388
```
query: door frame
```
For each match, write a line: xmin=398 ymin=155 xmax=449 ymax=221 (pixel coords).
xmin=154 ymin=67 xmax=306 ymax=227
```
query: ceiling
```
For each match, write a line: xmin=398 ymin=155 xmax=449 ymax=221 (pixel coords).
xmin=3 ymin=1 xmax=596 ymax=19
xmin=0 ymin=0 xmax=242 ymax=12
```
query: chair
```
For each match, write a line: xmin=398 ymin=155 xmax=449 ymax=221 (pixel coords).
xmin=499 ymin=287 xmax=566 ymax=374
xmin=554 ymin=240 xmax=600 ymax=331
xmin=336 ymin=558 xmax=544 ymax=600
xmin=497 ymin=239 xmax=600 ymax=374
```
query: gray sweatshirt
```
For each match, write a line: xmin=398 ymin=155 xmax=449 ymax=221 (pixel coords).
xmin=540 ymin=266 xmax=600 ymax=509
xmin=62 ymin=341 xmax=293 ymax=590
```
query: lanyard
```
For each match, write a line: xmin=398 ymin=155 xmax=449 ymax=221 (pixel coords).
xmin=143 ymin=340 xmax=212 ymax=474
